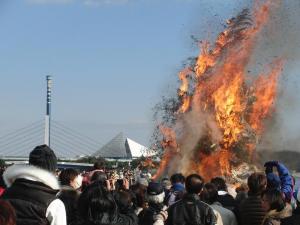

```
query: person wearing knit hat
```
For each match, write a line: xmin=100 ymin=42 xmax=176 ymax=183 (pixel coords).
xmin=147 ymin=182 xmax=166 ymax=207
xmin=29 ymin=144 xmax=57 ymax=172
xmin=2 ymin=145 xmax=66 ymax=225
xmin=138 ymin=182 xmax=168 ymax=225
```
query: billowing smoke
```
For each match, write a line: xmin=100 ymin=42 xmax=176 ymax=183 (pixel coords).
xmin=151 ymin=0 xmax=298 ymax=180
xmin=252 ymin=0 xmax=300 ymax=152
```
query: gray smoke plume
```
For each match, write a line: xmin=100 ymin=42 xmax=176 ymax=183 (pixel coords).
xmin=252 ymin=0 xmax=300 ymax=152
xmin=151 ymin=0 xmax=300 ymax=180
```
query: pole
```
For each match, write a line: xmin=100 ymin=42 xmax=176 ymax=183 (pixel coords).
xmin=44 ymin=75 xmax=52 ymax=147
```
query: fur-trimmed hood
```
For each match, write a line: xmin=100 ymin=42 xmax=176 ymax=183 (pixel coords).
xmin=266 ymin=204 xmax=292 ymax=220
xmin=262 ymin=204 xmax=292 ymax=225
xmin=3 ymin=164 xmax=60 ymax=190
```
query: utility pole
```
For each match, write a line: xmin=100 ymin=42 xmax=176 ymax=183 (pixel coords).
xmin=44 ymin=75 xmax=52 ymax=147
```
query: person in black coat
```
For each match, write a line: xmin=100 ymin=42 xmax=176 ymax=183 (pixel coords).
xmin=58 ymin=168 xmax=83 ymax=225
xmin=2 ymin=145 xmax=66 ymax=225
xmin=211 ymin=177 xmax=236 ymax=211
xmin=238 ymin=172 xmax=267 ymax=225
xmin=138 ymin=182 xmax=168 ymax=225
xmin=166 ymin=174 xmax=216 ymax=225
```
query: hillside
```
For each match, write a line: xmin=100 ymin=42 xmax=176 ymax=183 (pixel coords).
xmin=257 ymin=150 xmax=300 ymax=172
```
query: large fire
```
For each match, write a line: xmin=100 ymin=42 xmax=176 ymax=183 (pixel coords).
xmin=153 ymin=0 xmax=283 ymax=181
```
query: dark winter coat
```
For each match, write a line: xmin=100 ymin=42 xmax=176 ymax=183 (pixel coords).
xmin=238 ymin=194 xmax=266 ymax=225
xmin=166 ymin=193 xmax=216 ymax=225
xmin=57 ymin=185 xmax=80 ymax=225
xmin=77 ymin=212 xmax=138 ymax=225
xmin=138 ymin=202 xmax=164 ymax=225
xmin=1 ymin=164 xmax=66 ymax=225
xmin=216 ymin=193 xmax=237 ymax=211
xmin=2 ymin=178 xmax=58 ymax=225
xmin=281 ymin=206 xmax=300 ymax=225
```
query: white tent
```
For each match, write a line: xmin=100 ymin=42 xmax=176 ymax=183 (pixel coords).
xmin=126 ymin=138 xmax=155 ymax=158
xmin=92 ymin=132 xmax=155 ymax=159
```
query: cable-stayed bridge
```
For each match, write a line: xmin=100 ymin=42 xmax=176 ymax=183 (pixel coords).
xmin=0 ymin=120 xmax=102 ymax=160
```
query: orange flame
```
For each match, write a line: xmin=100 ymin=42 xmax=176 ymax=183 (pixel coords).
xmin=155 ymin=0 xmax=283 ymax=181
xmin=178 ymin=68 xmax=192 ymax=113
xmin=153 ymin=126 xmax=179 ymax=180
xmin=249 ymin=59 xmax=283 ymax=133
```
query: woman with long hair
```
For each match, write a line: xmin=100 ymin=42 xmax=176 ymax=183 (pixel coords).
xmin=77 ymin=181 xmax=138 ymax=225
xmin=261 ymin=189 xmax=292 ymax=225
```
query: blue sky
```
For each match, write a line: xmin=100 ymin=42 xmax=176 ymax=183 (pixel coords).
xmin=0 ymin=0 xmax=299 ymax=153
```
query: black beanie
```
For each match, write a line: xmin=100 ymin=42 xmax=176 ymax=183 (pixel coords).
xmin=147 ymin=182 xmax=164 ymax=195
xmin=29 ymin=145 xmax=57 ymax=172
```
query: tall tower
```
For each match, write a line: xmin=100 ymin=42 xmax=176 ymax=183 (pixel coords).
xmin=44 ymin=75 xmax=52 ymax=146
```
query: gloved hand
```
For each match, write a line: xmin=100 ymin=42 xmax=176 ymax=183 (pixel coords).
xmin=264 ymin=161 xmax=279 ymax=174
xmin=264 ymin=161 xmax=279 ymax=168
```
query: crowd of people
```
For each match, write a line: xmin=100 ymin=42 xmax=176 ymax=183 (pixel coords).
xmin=0 ymin=144 xmax=299 ymax=225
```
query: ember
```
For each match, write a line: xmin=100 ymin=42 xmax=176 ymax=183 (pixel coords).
xmin=153 ymin=0 xmax=283 ymax=181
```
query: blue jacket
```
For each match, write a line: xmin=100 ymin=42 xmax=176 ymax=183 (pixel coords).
xmin=264 ymin=161 xmax=294 ymax=202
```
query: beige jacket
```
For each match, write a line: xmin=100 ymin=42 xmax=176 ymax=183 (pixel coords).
xmin=261 ymin=204 xmax=292 ymax=225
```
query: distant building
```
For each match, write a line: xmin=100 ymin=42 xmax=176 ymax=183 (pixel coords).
xmin=91 ymin=132 xmax=155 ymax=160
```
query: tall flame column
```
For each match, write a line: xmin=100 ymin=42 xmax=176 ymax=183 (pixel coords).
xmin=44 ymin=75 xmax=52 ymax=147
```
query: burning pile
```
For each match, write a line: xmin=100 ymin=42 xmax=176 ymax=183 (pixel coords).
xmin=153 ymin=0 xmax=283 ymax=181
